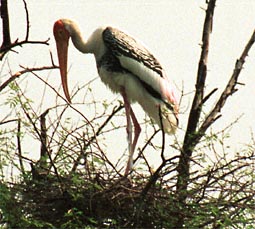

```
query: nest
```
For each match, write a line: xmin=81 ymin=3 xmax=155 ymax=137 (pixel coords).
xmin=3 ymin=169 xmax=178 ymax=228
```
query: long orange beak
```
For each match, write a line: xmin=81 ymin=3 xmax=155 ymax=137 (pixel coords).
xmin=54 ymin=21 xmax=71 ymax=103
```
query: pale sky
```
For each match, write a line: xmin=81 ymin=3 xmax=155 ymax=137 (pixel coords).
xmin=1 ymin=1 xmax=255 ymax=170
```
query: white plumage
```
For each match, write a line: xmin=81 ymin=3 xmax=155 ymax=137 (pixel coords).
xmin=53 ymin=19 xmax=179 ymax=175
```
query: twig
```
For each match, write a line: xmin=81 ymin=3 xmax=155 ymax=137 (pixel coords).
xmin=138 ymin=107 xmax=166 ymax=200
xmin=71 ymin=103 xmax=124 ymax=173
xmin=17 ymin=119 xmax=25 ymax=176
xmin=199 ymin=29 xmax=255 ymax=135
xmin=15 ymin=84 xmax=64 ymax=191
xmin=0 ymin=118 xmax=19 ymax=126
xmin=0 ymin=64 xmax=58 ymax=92
xmin=0 ymin=0 xmax=11 ymax=48
xmin=0 ymin=39 xmax=50 ymax=53
xmin=0 ymin=0 xmax=50 ymax=60
xmin=201 ymin=88 xmax=218 ymax=104
xmin=133 ymin=129 xmax=160 ymax=175
xmin=39 ymin=109 xmax=50 ymax=168
xmin=22 ymin=0 xmax=29 ymax=41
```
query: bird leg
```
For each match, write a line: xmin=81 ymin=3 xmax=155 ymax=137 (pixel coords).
xmin=129 ymin=106 xmax=141 ymax=154
xmin=121 ymin=89 xmax=133 ymax=175
xmin=121 ymin=88 xmax=141 ymax=176
xmin=124 ymin=94 xmax=133 ymax=154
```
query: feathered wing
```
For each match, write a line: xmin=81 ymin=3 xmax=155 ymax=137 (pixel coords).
xmin=102 ymin=27 xmax=178 ymax=110
xmin=103 ymin=27 xmax=164 ymax=77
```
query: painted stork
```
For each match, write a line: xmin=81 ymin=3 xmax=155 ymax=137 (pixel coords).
xmin=53 ymin=19 xmax=179 ymax=175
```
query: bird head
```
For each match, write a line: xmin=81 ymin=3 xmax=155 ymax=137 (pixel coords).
xmin=53 ymin=19 xmax=72 ymax=103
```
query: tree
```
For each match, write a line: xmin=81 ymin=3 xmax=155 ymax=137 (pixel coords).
xmin=0 ymin=0 xmax=254 ymax=228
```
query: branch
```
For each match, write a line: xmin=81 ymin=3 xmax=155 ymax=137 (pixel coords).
xmin=138 ymin=108 xmax=166 ymax=200
xmin=22 ymin=0 xmax=29 ymax=40
xmin=175 ymin=1 xmax=217 ymax=227
xmin=0 ymin=64 xmax=58 ymax=92
xmin=0 ymin=0 xmax=50 ymax=60
xmin=0 ymin=39 xmax=50 ymax=60
xmin=71 ymin=103 xmax=124 ymax=173
xmin=0 ymin=0 xmax=11 ymax=48
xmin=17 ymin=87 xmax=64 ymax=191
xmin=199 ymin=29 xmax=255 ymax=135
xmin=177 ymin=0 xmax=216 ymax=190
xmin=39 ymin=109 xmax=50 ymax=168
xmin=133 ymin=129 xmax=160 ymax=173
xmin=183 ymin=0 xmax=216 ymax=154
xmin=201 ymin=88 xmax=218 ymax=105
xmin=17 ymin=119 xmax=25 ymax=176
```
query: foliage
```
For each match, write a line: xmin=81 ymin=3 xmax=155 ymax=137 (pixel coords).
xmin=0 ymin=82 xmax=254 ymax=228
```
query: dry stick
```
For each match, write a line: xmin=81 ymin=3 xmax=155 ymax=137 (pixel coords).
xmin=31 ymin=71 xmax=106 ymax=174
xmin=0 ymin=0 xmax=49 ymax=60
xmin=192 ymin=153 xmax=254 ymax=196
xmin=133 ymin=129 xmax=160 ymax=176
xmin=201 ymin=87 xmax=218 ymax=105
xmin=199 ymin=29 xmax=255 ymax=135
xmin=22 ymin=0 xmax=29 ymax=41
xmin=0 ymin=65 xmax=57 ymax=92
xmin=20 ymin=66 xmax=116 ymax=175
xmin=182 ymin=0 xmax=216 ymax=157
xmin=32 ymin=71 xmax=96 ymax=134
xmin=17 ymin=119 xmax=25 ymax=176
xmin=139 ymin=107 xmax=165 ymax=199
xmin=175 ymin=14 xmax=255 ymax=229
xmin=0 ymin=0 xmax=11 ymax=48
xmin=0 ymin=118 xmax=19 ymax=126
xmin=175 ymin=1 xmax=216 ymax=228
xmin=133 ymin=107 xmax=168 ymax=226
xmin=71 ymin=104 xmax=123 ymax=173
xmin=16 ymin=85 xmax=64 ymax=191
xmin=176 ymin=0 xmax=216 ymax=199
xmin=198 ymin=186 xmax=254 ymax=228
xmin=39 ymin=109 xmax=50 ymax=169
xmin=0 ymin=39 xmax=50 ymax=56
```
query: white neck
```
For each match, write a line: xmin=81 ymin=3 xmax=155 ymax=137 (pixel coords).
xmin=62 ymin=19 xmax=106 ymax=60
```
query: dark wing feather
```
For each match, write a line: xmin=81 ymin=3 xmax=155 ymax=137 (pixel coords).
xmin=102 ymin=27 xmax=164 ymax=78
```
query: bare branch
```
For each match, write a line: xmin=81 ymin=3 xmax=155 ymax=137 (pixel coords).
xmin=201 ymin=88 xmax=218 ymax=104
xmin=22 ymin=0 xmax=29 ymax=41
xmin=199 ymin=29 xmax=255 ymax=135
xmin=0 ymin=0 xmax=11 ymax=48
xmin=39 ymin=109 xmax=50 ymax=168
xmin=133 ymin=129 xmax=160 ymax=173
xmin=183 ymin=0 xmax=216 ymax=153
xmin=0 ymin=64 xmax=58 ymax=92
xmin=17 ymin=118 xmax=25 ymax=176
xmin=0 ymin=0 xmax=50 ymax=60
xmin=138 ymin=108 xmax=167 ymax=200
xmin=0 ymin=38 xmax=50 ymax=59
xmin=71 ymin=103 xmax=124 ymax=173
xmin=175 ymin=1 xmax=217 ymax=227
xmin=0 ymin=118 xmax=19 ymax=126
xmin=17 ymin=85 xmax=64 ymax=191
xmin=177 ymin=0 xmax=217 ymax=191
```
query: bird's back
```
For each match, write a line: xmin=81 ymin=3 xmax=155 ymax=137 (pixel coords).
xmin=96 ymin=26 xmax=179 ymax=133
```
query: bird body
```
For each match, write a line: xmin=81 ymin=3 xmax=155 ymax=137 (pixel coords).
xmin=53 ymin=19 xmax=179 ymax=175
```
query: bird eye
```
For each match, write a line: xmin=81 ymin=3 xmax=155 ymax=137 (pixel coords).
xmin=58 ymin=29 xmax=64 ymax=37
xmin=56 ymin=28 xmax=70 ymax=39
xmin=53 ymin=19 xmax=71 ymax=40
xmin=56 ymin=29 xmax=66 ymax=40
